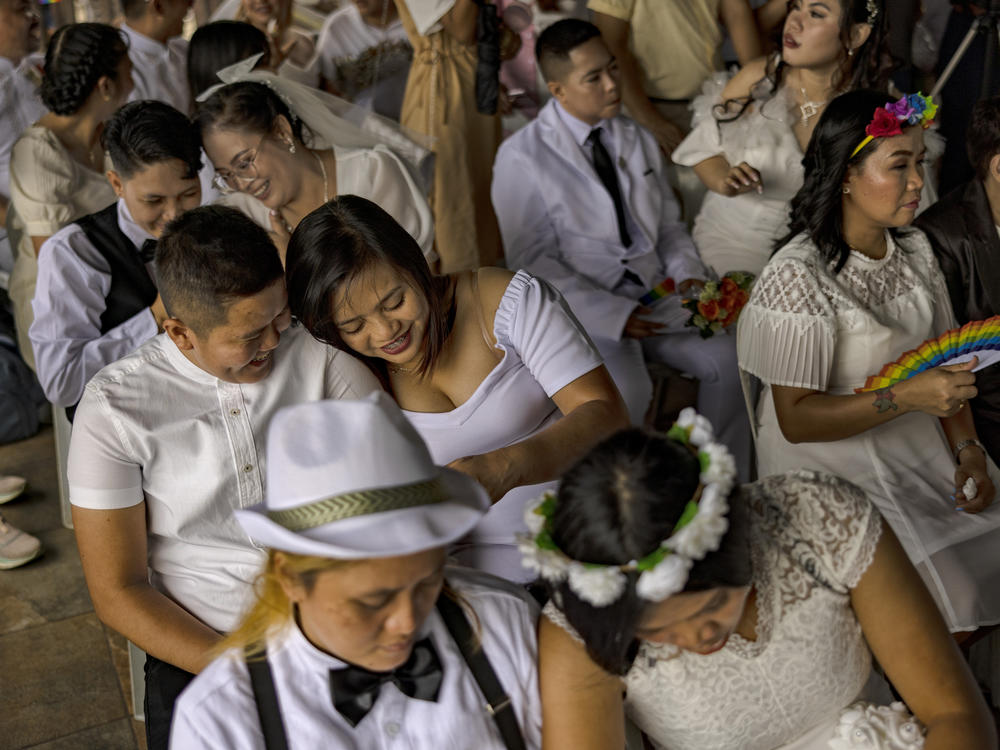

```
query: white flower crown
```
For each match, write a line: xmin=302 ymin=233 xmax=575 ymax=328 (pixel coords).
xmin=518 ymin=409 xmax=737 ymax=608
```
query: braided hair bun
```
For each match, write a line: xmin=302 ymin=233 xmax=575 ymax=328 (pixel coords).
xmin=40 ymin=23 xmax=129 ymax=116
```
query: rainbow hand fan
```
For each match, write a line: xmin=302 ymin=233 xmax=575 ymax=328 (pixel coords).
xmin=855 ymin=315 xmax=1000 ymax=393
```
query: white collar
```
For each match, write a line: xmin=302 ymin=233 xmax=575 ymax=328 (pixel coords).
xmin=121 ymin=24 xmax=169 ymax=56
xmin=0 ymin=56 xmax=17 ymax=77
xmin=117 ymin=198 xmax=156 ymax=250
xmin=554 ymin=100 xmax=614 ymax=150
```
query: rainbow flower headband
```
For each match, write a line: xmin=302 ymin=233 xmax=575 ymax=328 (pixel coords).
xmin=518 ymin=409 xmax=736 ymax=608
xmin=850 ymin=92 xmax=938 ymax=159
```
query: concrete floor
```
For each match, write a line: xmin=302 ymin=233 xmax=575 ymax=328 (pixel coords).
xmin=0 ymin=427 xmax=146 ymax=750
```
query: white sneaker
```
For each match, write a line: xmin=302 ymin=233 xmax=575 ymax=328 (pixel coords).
xmin=0 ymin=475 xmax=27 ymax=505
xmin=0 ymin=514 xmax=41 ymax=569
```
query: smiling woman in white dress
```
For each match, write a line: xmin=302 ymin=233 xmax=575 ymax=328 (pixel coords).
xmin=737 ymin=89 xmax=1000 ymax=637
xmin=284 ymin=196 xmax=629 ymax=582
xmin=531 ymin=419 xmax=996 ymax=750
xmin=195 ymin=74 xmax=434 ymax=265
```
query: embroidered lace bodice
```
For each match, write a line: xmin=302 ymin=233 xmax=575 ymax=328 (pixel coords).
xmin=737 ymin=229 xmax=956 ymax=393
xmin=544 ymin=471 xmax=883 ymax=750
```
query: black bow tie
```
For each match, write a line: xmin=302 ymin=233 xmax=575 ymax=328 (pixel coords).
xmin=329 ymin=637 xmax=443 ymax=728
xmin=139 ymin=239 xmax=157 ymax=264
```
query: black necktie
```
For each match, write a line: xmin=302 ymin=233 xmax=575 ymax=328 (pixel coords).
xmin=329 ymin=637 xmax=443 ymax=728
xmin=588 ymin=127 xmax=632 ymax=248
xmin=139 ymin=239 xmax=157 ymax=264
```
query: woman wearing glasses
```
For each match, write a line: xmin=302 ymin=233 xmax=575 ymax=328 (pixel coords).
xmin=196 ymin=75 xmax=434 ymax=265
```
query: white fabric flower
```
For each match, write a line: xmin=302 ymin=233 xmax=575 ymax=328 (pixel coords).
xmin=667 ymin=513 xmax=729 ymax=559
xmin=567 ymin=562 xmax=628 ymax=607
xmin=517 ymin=536 xmax=569 ymax=582
xmin=698 ymin=483 xmax=729 ymax=516
xmin=522 ymin=495 xmax=548 ymax=535
xmin=636 ymin=554 xmax=691 ymax=601
xmin=828 ymin=701 xmax=925 ymax=750
xmin=699 ymin=442 xmax=737 ymax=493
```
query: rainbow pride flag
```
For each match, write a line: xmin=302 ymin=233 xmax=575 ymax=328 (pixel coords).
xmin=856 ymin=315 xmax=1000 ymax=392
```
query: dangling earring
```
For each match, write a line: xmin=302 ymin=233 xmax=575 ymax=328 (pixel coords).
xmin=287 ymin=141 xmax=296 ymax=155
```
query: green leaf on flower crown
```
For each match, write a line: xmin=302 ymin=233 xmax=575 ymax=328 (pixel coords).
xmin=538 ymin=492 xmax=557 ymax=518
xmin=636 ymin=545 xmax=668 ymax=571
xmin=536 ymin=528 xmax=559 ymax=551
xmin=698 ymin=450 xmax=711 ymax=473
xmin=674 ymin=499 xmax=700 ymax=531
xmin=666 ymin=423 xmax=690 ymax=444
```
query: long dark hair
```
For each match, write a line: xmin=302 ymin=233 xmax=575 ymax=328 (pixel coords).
xmin=776 ymin=88 xmax=912 ymax=272
xmin=285 ymin=196 xmax=453 ymax=385
xmin=186 ymin=22 xmax=271 ymax=103
xmin=548 ymin=429 xmax=751 ymax=676
xmin=194 ymin=80 xmax=308 ymax=145
xmin=717 ymin=0 xmax=894 ymax=124
xmin=40 ymin=23 xmax=129 ymax=116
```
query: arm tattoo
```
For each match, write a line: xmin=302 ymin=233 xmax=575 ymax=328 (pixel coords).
xmin=873 ymin=387 xmax=899 ymax=413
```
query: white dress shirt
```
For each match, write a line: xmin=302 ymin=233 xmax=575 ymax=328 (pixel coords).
xmin=121 ymin=24 xmax=191 ymax=114
xmin=68 ymin=327 xmax=380 ymax=632
xmin=30 ymin=199 xmax=158 ymax=407
xmin=492 ymin=99 xmax=706 ymax=340
xmin=0 ymin=53 xmax=46 ymax=276
xmin=170 ymin=567 xmax=543 ymax=749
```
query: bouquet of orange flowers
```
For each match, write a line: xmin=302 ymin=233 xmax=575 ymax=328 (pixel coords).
xmin=682 ymin=272 xmax=755 ymax=338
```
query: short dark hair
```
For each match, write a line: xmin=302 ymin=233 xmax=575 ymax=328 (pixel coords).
xmin=40 ymin=23 xmax=129 ymax=115
xmin=186 ymin=22 xmax=271 ymax=102
xmin=156 ymin=205 xmax=284 ymax=334
xmin=967 ymin=96 xmax=1000 ymax=183
xmin=547 ymin=429 xmax=751 ymax=676
xmin=121 ymin=0 xmax=150 ymax=19
xmin=285 ymin=196 xmax=452 ymax=384
xmin=194 ymin=80 xmax=307 ymax=144
xmin=102 ymin=100 xmax=203 ymax=180
xmin=535 ymin=18 xmax=602 ymax=82
xmin=777 ymin=88 xmax=916 ymax=273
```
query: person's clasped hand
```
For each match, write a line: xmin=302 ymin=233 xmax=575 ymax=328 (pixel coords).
xmin=720 ymin=162 xmax=763 ymax=196
xmin=624 ymin=305 xmax=666 ymax=339
xmin=895 ymin=357 xmax=978 ymax=417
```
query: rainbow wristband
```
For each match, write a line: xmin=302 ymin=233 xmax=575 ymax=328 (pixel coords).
xmin=639 ymin=277 xmax=676 ymax=306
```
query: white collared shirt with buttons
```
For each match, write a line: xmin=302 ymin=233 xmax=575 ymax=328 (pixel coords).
xmin=68 ymin=327 xmax=381 ymax=632
xmin=171 ymin=567 xmax=543 ymax=749
xmin=0 ymin=52 xmax=46 ymax=275
xmin=30 ymin=199 xmax=159 ymax=407
xmin=121 ymin=24 xmax=190 ymax=114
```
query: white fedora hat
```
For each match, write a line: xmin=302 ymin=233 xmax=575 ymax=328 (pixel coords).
xmin=235 ymin=392 xmax=488 ymax=558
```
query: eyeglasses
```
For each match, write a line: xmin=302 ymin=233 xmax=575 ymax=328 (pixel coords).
xmin=213 ymin=133 xmax=268 ymax=194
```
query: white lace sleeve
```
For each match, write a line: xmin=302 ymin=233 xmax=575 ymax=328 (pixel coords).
xmin=755 ymin=471 xmax=883 ymax=591
xmin=736 ymin=255 xmax=836 ymax=390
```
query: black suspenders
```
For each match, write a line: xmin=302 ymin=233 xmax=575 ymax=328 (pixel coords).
xmin=245 ymin=595 xmax=526 ymax=750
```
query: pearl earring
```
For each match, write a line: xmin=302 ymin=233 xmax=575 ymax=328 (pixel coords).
xmin=848 ymin=48 xmax=855 ymax=57
xmin=842 ymin=186 xmax=851 ymax=194
xmin=287 ymin=142 xmax=296 ymax=154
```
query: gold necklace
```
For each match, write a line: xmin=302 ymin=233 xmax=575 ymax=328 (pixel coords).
xmin=797 ymin=87 xmax=828 ymax=126
xmin=387 ymin=364 xmax=415 ymax=374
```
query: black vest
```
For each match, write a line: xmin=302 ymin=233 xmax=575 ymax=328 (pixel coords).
xmin=75 ymin=202 xmax=159 ymax=332
xmin=67 ymin=203 xmax=158 ymax=420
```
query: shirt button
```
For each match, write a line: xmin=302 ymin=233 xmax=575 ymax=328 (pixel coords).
xmin=620 ymin=259 xmax=628 ymax=264
xmin=230 ymin=408 xmax=240 ymax=416
xmin=242 ymin=464 xmax=253 ymax=473
xmin=384 ymin=721 xmax=400 ymax=737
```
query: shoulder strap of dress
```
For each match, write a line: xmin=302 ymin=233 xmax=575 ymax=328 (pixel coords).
xmin=436 ymin=594 xmax=526 ymax=750
xmin=469 ymin=270 xmax=503 ymax=362
xmin=245 ymin=645 xmax=290 ymax=750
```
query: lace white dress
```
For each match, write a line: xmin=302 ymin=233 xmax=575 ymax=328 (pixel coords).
xmin=671 ymin=75 xmax=803 ymax=278
xmin=546 ymin=471 xmax=909 ymax=750
xmin=737 ymin=228 xmax=1000 ymax=632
